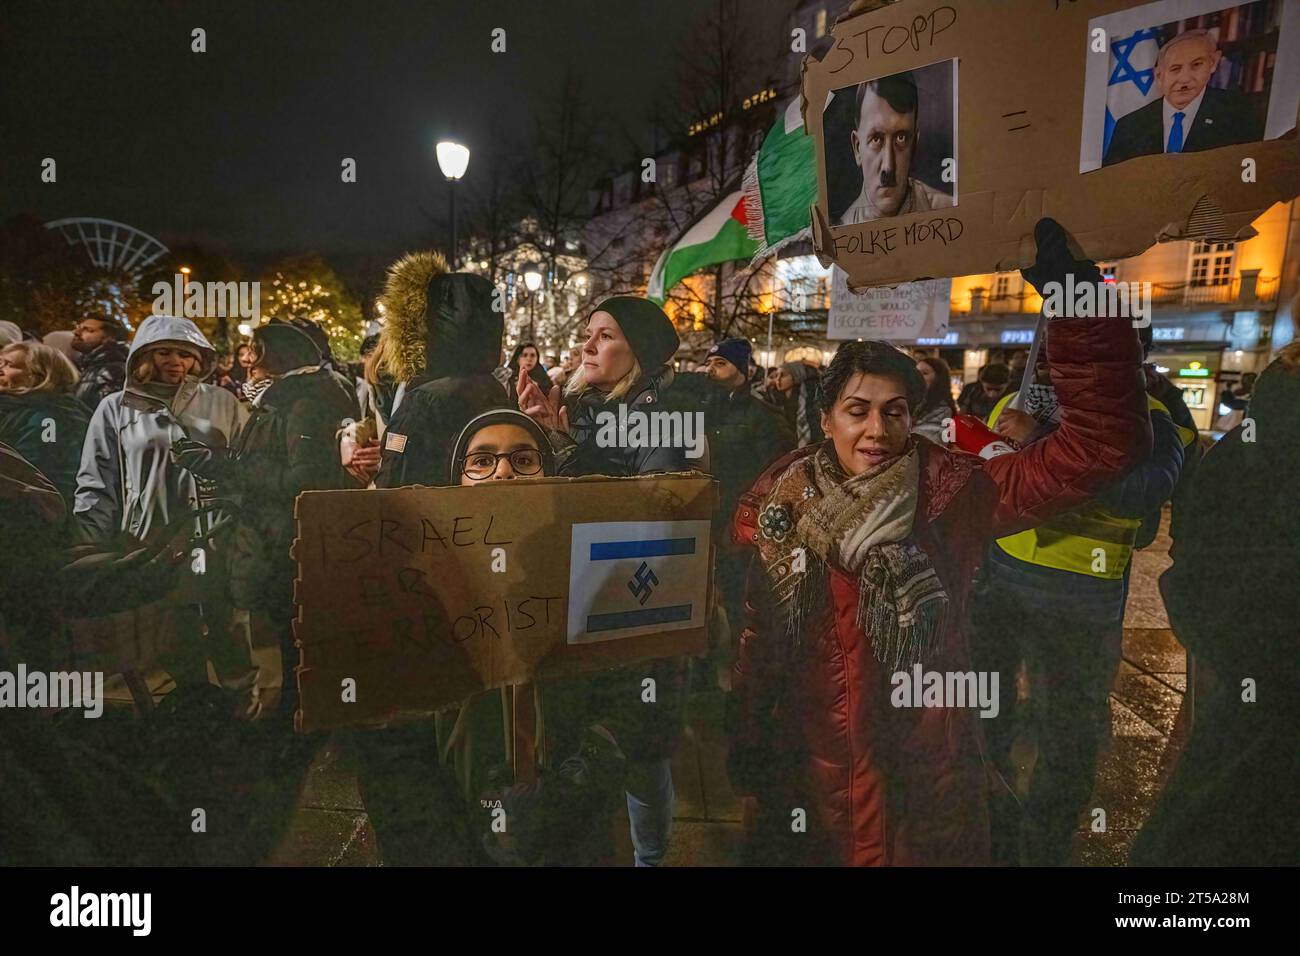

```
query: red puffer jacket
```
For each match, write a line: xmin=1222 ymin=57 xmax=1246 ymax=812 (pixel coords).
xmin=729 ymin=316 xmax=1151 ymax=866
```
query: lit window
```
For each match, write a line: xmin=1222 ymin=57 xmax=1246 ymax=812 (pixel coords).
xmin=1190 ymin=240 xmax=1234 ymax=287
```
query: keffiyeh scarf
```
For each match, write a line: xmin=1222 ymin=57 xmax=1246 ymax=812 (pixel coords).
xmin=754 ymin=442 xmax=949 ymax=671
xmin=240 ymin=377 xmax=272 ymax=404
xmin=1022 ymin=383 xmax=1060 ymax=425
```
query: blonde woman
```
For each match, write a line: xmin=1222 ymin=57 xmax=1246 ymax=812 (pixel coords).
xmin=517 ymin=296 xmax=694 ymax=867
xmin=0 ymin=340 xmax=90 ymax=504
xmin=519 ymin=296 xmax=693 ymax=478
xmin=74 ymin=314 xmax=248 ymax=543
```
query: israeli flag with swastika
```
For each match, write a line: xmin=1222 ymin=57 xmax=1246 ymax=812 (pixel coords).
xmin=1105 ymin=27 xmax=1162 ymax=157
xmin=567 ymin=520 xmax=712 ymax=645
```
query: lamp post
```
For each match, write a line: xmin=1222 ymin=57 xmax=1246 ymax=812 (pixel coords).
xmin=524 ymin=263 xmax=543 ymax=342
xmin=436 ymin=141 xmax=470 ymax=268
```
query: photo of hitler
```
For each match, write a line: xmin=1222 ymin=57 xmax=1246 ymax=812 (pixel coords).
xmin=836 ymin=66 xmax=955 ymax=226
xmin=1103 ymin=27 xmax=1268 ymax=166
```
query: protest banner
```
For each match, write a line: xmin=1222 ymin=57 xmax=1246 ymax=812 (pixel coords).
xmin=291 ymin=474 xmax=715 ymax=732
xmin=804 ymin=0 xmax=1300 ymax=288
xmin=827 ymin=268 xmax=951 ymax=340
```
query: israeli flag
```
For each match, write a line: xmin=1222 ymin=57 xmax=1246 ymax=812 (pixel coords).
xmin=567 ymin=520 xmax=711 ymax=645
xmin=1105 ymin=27 xmax=1162 ymax=157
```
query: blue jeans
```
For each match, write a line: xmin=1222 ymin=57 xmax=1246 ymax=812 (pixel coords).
xmin=625 ymin=757 xmax=674 ymax=866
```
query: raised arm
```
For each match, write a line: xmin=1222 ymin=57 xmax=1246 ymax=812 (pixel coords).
xmin=984 ymin=220 xmax=1151 ymax=536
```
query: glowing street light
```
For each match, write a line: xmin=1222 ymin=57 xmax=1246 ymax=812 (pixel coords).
xmin=523 ymin=264 xmax=543 ymax=293
xmin=436 ymin=141 xmax=470 ymax=268
xmin=523 ymin=264 xmax=543 ymax=341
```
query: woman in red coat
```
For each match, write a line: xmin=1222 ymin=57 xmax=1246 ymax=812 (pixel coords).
xmin=728 ymin=221 xmax=1151 ymax=866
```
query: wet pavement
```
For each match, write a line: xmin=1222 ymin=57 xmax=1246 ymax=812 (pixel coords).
xmin=266 ymin=511 xmax=1188 ymax=867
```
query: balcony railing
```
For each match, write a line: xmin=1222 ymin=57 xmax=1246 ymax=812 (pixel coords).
xmin=953 ymin=274 xmax=1278 ymax=314
xmin=1150 ymin=275 xmax=1278 ymax=305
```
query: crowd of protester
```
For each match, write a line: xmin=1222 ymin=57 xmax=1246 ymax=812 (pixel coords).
xmin=1 ymin=219 xmax=1296 ymax=866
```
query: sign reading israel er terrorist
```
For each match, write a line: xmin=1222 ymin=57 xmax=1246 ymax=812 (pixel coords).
xmin=827 ymin=267 xmax=951 ymax=341
xmin=291 ymin=474 xmax=715 ymax=732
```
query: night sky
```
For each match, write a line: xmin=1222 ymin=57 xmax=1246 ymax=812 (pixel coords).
xmin=2 ymin=0 xmax=792 ymax=264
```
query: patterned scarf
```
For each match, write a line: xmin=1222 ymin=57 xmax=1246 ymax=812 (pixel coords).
xmin=240 ymin=377 xmax=272 ymax=404
xmin=754 ymin=442 xmax=948 ymax=671
xmin=1022 ymin=383 xmax=1060 ymax=424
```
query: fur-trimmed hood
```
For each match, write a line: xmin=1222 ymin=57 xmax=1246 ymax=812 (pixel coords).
xmin=378 ymin=252 xmax=502 ymax=383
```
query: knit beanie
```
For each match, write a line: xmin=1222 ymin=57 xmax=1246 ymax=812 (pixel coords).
xmin=706 ymin=338 xmax=752 ymax=375
xmin=595 ymin=297 xmax=679 ymax=371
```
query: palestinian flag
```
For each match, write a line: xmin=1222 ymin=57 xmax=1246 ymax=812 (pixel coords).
xmin=742 ymin=97 xmax=818 ymax=260
xmin=645 ymin=98 xmax=819 ymax=303
xmin=647 ymin=190 xmax=756 ymax=304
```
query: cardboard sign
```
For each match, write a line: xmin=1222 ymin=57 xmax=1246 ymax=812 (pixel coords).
xmin=291 ymin=474 xmax=716 ymax=733
xmin=827 ymin=268 xmax=951 ymax=340
xmin=805 ymin=0 xmax=1300 ymax=288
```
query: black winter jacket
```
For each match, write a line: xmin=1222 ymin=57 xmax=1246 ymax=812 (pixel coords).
xmin=0 ymin=391 xmax=90 ymax=505
xmin=73 ymin=341 xmax=129 ymax=411
xmin=226 ymin=369 xmax=358 ymax=615
xmin=558 ymin=369 xmax=698 ymax=478
xmin=375 ymin=273 xmax=507 ymax=489
xmin=376 ymin=375 xmax=506 ymax=488
xmin=699 ymin=383 xmax=794 ymax=536
xmin=545 ymin=368 xmax=700 ymax=764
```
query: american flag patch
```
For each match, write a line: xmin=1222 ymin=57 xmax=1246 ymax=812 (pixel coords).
xmin=384 ymin=432 xmax=408 ymax=453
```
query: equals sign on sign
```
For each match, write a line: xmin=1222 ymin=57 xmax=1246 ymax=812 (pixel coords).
xmin=1003 ymin=110 xmax=1030 ymax=132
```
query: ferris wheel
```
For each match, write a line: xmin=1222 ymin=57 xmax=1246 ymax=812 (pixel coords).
xmin=44 ymin=217 xmax=169 ymax=278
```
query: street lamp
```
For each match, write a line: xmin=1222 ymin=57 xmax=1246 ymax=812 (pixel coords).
xmin=523 ymin=264 xmax=543 ymax=342
xmin=436 ymin=141 xmax=470 ymax=268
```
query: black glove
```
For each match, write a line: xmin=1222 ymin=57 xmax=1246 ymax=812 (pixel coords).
xmin=1020 ymin=217 xmax=1103 ymax=306
xmin=170 ymin=437 xmax=233 ymax=480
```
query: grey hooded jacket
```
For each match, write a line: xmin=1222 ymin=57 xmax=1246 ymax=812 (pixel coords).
xmin=74 ymin=315 xmax=248 ymax=542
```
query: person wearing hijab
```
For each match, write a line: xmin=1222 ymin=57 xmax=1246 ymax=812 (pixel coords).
xmin=517 ymin=295 xmax=697 ymax=867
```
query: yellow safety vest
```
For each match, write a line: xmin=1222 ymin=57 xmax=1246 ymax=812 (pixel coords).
xmin=987 ymin=392 xmax=1187 ymax=580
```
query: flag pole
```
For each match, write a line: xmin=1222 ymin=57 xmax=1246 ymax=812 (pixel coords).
xmin=1007 ymin=312 xmax=1047 ymax=412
